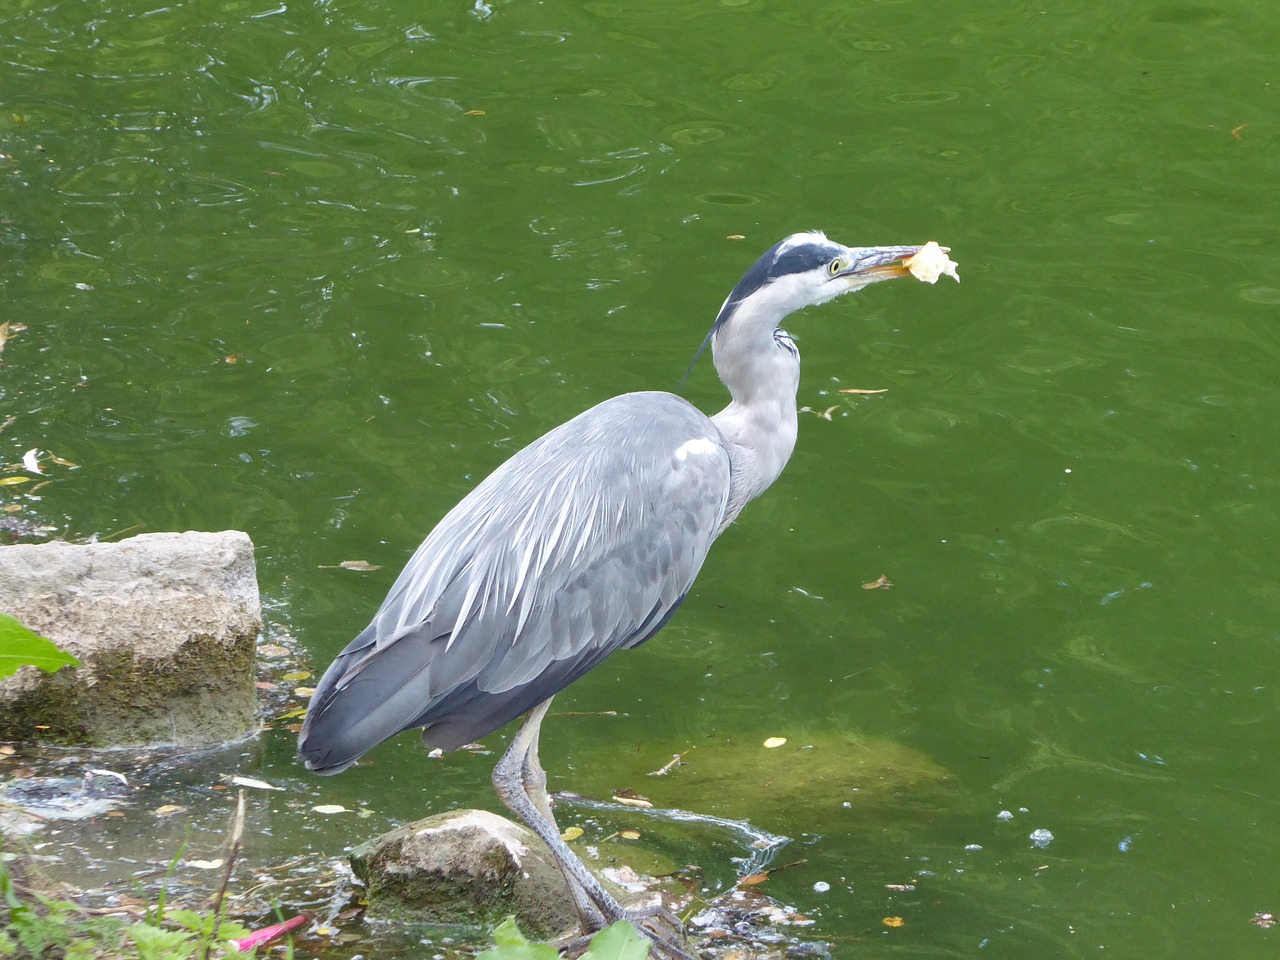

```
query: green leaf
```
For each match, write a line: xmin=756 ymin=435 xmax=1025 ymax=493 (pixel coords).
xmin=0 ymin=613 xmax=78 ymax=680
xmin=581 ymin=921 xmax=651 ymax=960
xmin=492 ymin=917 xmax=531 ymax=948
xmin=476 ymin=917 xmax=559 ymax=960
xmin=126 ymin=922 xmax=196 ymax=960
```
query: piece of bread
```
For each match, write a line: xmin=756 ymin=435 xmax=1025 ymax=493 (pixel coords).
xmin=903 ymin=241 xmax=959 ymax=284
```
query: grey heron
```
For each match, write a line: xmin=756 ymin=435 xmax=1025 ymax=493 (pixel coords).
xmin=299 ymin=232 xmax=951 ymax=957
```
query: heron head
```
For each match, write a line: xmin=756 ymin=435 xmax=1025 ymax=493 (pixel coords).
xmin=712 ymin=231 xmax=923 ymax=333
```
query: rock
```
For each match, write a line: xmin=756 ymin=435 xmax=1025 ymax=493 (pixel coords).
xmin=0 ymin=531 xmax=260 ymax=747
xmin=350 ymin=809 xmax=580 ymax=940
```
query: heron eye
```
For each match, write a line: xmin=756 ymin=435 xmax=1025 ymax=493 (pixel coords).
xmin=828 ymin=258 xmax=843 ymax=277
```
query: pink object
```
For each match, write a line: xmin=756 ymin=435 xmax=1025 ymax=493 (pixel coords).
xmin=229 ymin=914 xmax=307 ymax=952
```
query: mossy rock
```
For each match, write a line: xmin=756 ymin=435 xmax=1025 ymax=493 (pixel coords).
xmin=350 ymin=809 xmax=580 ymax=940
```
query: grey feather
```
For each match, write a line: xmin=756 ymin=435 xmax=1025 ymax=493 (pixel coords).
xmin=298 ymin=391 xmax=731 ymax=772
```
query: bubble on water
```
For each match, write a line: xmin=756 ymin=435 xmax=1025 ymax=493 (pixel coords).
xmin=1029 ymin=828 xmax=1054 ymax=848
xmin=996 ymin=810 xmax=1014 ymax=821
xmin=964 ymin=843 xmax=983 ymax=851
xmin=813 ymin=881 xmax=830 ymax=893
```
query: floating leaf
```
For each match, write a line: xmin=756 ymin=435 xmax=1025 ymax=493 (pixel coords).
xmin=186 ymin=858 xmax=224 ymax=870
xmin=339 ymin=560 xmax=381 ymax=571
xmin=281 ymin=670 xmax=312 ymax=682
xmin=612 ymin=795 xmax=653 ymax=809
xmin=861 ymin=575 xmax=893 ymax=590
xmin=763 ymin=737 xmax=787 ymax=749
xmin=561 ymin=826 xmax=584 ymax=841
xmin=883 ymin=916 xmax=906 ymax=928
xmin=258 ymin=644 xmax=291 ymax=658
xmin=0 ymin=476 xmax=32 ymax=486
xmin=311 ymin=804 xmax=348 ymax=815
xmin=154 ymin=804 xmax=187 ymax=817
xmin=230 ymin=775 xmax=283 ymax=791
xmin=294 ymin=686 xmax=316 ymax=697
xmin=464 ymin=109 xmax=487 ymax=116
xmin=618 ymin=829 xmax=641 ymax=840
xmin=738 ymin=872 xmax=769 ymax=887
xmin=0 ymin=320 xmax=8 ymax=353
xmin=47 ymin=453 xmax=78 ymax=468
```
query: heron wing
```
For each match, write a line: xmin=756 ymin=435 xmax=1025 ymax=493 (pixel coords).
xmin=298 ymin=391 xmax=731 ymax=772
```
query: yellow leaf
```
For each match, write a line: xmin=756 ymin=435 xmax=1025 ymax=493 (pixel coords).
xmin=763 ymin=737 xmax=787 ymax=749
xmin=883 ymin=916 xmax=906 ymax=928
xmin=154 ymin=804 xmax=186 ymax=817
xmin=294 ymin=686 xmax=316 ymax=697
xmin=0 ymin=476 xmax=31 ymax=486
xmin=619 ymin=829 xmax=641 ymax=840
xmin=281 ymin=670 xmax=312 ymax=682
xmin=561 ymin=826 xmax=584 ymax=841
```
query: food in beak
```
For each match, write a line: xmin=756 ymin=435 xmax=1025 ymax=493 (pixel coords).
xmin=903 ymin=241 xmax=960 ymax=284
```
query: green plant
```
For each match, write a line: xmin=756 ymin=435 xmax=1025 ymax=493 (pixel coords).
xmin=477 ymin=917 xmax=651 ymax=960
xmin=0 ymin=612 xmax=78 ymax=680
xmin=0 ymin=850 xmax=256 ymax=960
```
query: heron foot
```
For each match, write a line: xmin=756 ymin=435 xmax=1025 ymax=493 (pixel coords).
xmin=559 ymin=899 xmax=699 ymax=960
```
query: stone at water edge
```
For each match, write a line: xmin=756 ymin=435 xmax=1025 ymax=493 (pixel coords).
xmin=349 ymin=808 xmax=580 ymax=940
xmin=0 ymin=530 xmax=260 ymax=747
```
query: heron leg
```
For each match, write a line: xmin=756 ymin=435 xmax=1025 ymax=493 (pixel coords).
xmin=492 ymin=699 xmax=699 ymax=960
xmin=502 ymin=698 xmax=606 ymax=932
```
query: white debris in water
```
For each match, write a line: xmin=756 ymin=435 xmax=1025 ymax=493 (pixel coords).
xmin=1029 ymin=828 xmax=1054 ymax=848
xmin=813 ymin=881 xmax=830 ymax=893
xmin=997 ymin=809 xmax=1014 ymax=821
xmin=964 ymin=843 xmax=983 ymax=851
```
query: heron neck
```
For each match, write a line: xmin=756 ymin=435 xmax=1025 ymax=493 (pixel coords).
xmin=709 ymin=307 xmax=801 ymax=526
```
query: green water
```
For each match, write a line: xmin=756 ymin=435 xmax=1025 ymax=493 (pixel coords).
xmin=4 ymin=0 xmax=1279 ymax=955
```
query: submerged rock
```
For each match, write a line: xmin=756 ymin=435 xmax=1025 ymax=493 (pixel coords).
xmin=0 ymin=530 xmax=260 ymax=747
xmin=350 ymin=808 xmax=579 ymax=940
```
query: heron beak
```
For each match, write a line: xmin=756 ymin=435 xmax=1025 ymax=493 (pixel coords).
xmin=842 ymin=245 xmax=925 ymax=285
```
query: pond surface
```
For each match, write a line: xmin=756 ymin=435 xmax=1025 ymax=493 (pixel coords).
xmin=3 ymin=0 xmax=1280 ymax=956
